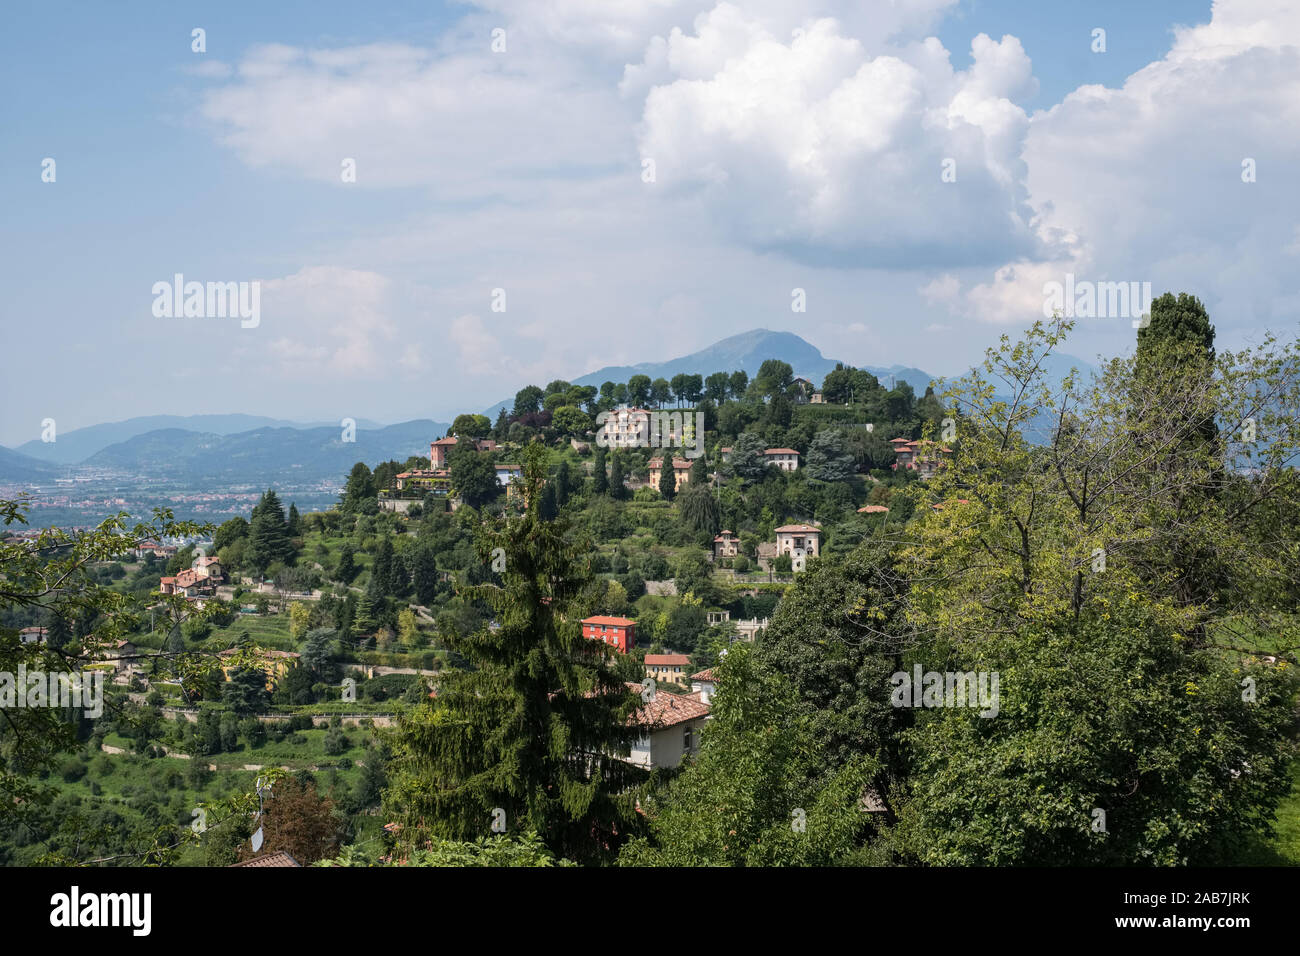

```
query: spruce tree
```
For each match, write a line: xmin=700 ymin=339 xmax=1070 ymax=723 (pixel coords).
xmin=166 ymin=626 xmax=186 ymax=654
xmin=44 ymin=609 xmax=71 ymax=651
xmin=340 ymin=463 xmax=376 ymax=513
xmin=353 ymin=594 xmax=376 ymax=636
xmin=539 ymin=481 xmax=559 ymax=521
xmin=335 ymin=544 xmax=357 ymax=584
xmin=247 ymin=489 xmax=293 ymax=574
xmin=383 ymin=443 xmax=647 ymax=864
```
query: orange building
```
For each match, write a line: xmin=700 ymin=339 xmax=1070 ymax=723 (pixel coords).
xmin=582 ymin=615 xmax=637 ymax=653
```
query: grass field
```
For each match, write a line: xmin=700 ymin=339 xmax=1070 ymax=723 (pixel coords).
xmin=1233 ymin=758 xmax=1300 ymax=865
xmin=207 ymin=612 xmax=296 ymax=650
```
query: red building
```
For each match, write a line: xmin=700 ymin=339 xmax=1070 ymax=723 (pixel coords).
xmin=582 ymin=615 xmax=637 ymax=653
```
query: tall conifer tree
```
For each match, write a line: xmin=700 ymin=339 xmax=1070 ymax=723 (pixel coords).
xmin=384 ymin=444 xmax=646 ymax=863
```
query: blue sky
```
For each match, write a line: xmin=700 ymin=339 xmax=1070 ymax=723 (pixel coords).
xmin=6 ymin=0 xmax=1298 ymax=447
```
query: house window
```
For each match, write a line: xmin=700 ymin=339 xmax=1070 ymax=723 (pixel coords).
xmin=684 ymin=725 xmax=694 ymax=750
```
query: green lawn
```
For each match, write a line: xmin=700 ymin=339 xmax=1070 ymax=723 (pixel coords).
xmin=1233 ymin=758 xmax=1300 ymax=865
xmin=207 ymin=612 xmax=296 ymax=649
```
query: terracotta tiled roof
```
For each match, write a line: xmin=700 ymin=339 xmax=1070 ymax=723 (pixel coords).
xmin=624 ymin=683 xmax=711 ymax=728
xmin=583 ymin=615 xmax=637 ymax=627
xmin=764 ymin=448 xmax=799 ymax=455
xmin=231 ymin=850 xmax=302 ymax=868
xmin=857 ymin=505 xmax=890 ymax=513
xmin=774 ymin=523 xmax=821 ymax=534
xmin=647 ymin=457 xmax=692 ymax=469
xmin=930 ymin=499 xmax=970 ymax=510
xmin=645 ymin=654 xmax=691 ymax=666
xmin=689 ymin=668 xmax=717 ymax=682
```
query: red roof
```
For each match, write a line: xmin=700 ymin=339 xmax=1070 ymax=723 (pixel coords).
xmin=648 ymin=457 xmax=692 ymax=469
xmin=582 ymin=615 xmax=636 ymax=628
xmin=774 ymin=523 xmax=821 ymax=534
xmin=689 ymin=668 xmax=717 ymax=682
xmin=633 ymin=688 xmax=711 ymax=728
xmin=432 ymin=437 xmax=458 ymax=446
xmin=645 ymin=654 xmax=691 ymax=666
xmin=764 ymin=448 xmax=799 ymax=455
xmin=231 ymin=850 xmax=302 ymax=868
xmin=857 ymin=505 xmax=890 ymax=513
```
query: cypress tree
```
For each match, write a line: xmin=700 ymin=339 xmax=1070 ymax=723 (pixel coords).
xmin=689 ymin=456 xmax=708 ymax=487
xmin=592 ymin=445 xmax=608 ymax=495
xmin=658 ymin=457 xmax=677 ymax=500
xmin=372 ymin=538 xmax=395 ymax=598
xmin=410 ymin=544 xmax=439 ymax=606
xmin=383 ymin=442 xmax=647 ymax=864
xmin=554 ymin=460 xmax=571 ymax=507
xmin=609 ymin=451 xmax=627 ymax=500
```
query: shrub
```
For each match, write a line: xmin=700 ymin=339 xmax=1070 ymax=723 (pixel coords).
xmin=323 ymin=727 xmax=349 ymax=756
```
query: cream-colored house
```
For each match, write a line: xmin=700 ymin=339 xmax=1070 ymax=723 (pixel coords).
xmin=625 ymin=687 xmax=711 ymax=769
xmin=713 ymin=530 xmax=739 ymax=559
xmin=648 ymin=457 xmax=692 ymax=492
xmin=763 ymin=448 xmax=800 ymax=471
xmin=774 ymin=523 xmax=821 ymax=558
xmin=645 ymin=653 xmax=692 ymax=687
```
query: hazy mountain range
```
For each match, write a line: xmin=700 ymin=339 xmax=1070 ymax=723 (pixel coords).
xmin=14 ymin=414 xmax=388 ymax=466
xmin=483 ymin=328 xmax=939 ymax=420
xmin=1 ymin=329 xmax=1096 ymax=485
xmin=0 ymin=421 xmax=444 ymax=487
